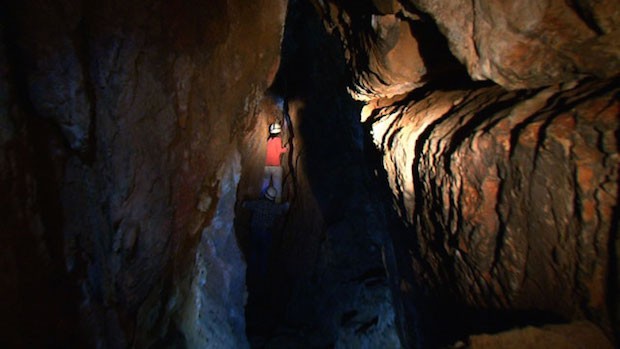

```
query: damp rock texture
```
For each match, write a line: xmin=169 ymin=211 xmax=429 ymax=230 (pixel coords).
xmin=314 ymin=1 xmax=433 ymax=101
xmin=314 ymin=0 xmax=619 ymax=347
xmin=369 ymin=79 xmax=619 ymax=344
xmin=317 ymin=0 xmax=620 ymax=92
xmin=0 ymin=0 xmax=286 ymax=347
xmin=409 ymin=0 xmax=620 ymax=89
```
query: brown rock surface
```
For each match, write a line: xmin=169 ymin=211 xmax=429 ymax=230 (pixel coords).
xmin=1 ymin=0 xmax=286 ymax=347
xmin=2 ymin=0 xmax=618 ymax=347
xmin=406 ymin=0 xmax=620 ymax=89
xmin=313 ymin=1 xmax=619 ymax=346
xmin=313 ymin=2 xmax=431 ymax=101
xmin=365 ymin=78 xmax=618 ymax=340
xmin=463 ymin=321 xmax=614 ymax=349
xmin=316 ymin=0 xmax=620 ymax=95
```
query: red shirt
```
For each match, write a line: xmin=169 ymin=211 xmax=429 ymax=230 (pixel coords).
xmin=265 ymin=137 xmax=287 ymax=166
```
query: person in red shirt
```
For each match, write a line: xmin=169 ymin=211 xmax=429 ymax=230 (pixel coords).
xmin=262 ymin=121 xmax=288 ymax=202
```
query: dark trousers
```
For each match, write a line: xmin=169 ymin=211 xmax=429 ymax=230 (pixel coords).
xmin=249 ymin=228 xmax=271 ymax=284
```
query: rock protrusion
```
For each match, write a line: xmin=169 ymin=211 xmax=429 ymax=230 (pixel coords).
xmin=366 ymin=78 xmax=618 ymax=338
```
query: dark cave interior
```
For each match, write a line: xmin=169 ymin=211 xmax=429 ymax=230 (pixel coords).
xmin=0 ymin=0 xmax=618 ymax=348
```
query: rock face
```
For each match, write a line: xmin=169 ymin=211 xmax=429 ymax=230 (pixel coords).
xmin=314 ymin=0 xmax=463 ymax=101
xmin=317 ymin=0 xmax=620 ymax=91
xmin=314 ymin=0 xmax=619 ymax=347
xmin=464 ymin=321 xmax=614 ymax=349
xmin=369 ymin=79 xmax=618 ymax=346
xmin=410 ymin=0 xmax=620 ymax=89
xmin=0 ymin=0 xmax=286 ymax=347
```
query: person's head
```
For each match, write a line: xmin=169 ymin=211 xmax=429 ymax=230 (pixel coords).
xmin=269 ymin=121 xmax=281 ymax=136
xmin=264 ymin=186 xmax=277 ymax=201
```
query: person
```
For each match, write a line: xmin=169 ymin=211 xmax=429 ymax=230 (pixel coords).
xmin=242 ymin=186 xmax=290 ymax=281
xmin=262 ymin=121 xmax=288 ymax=203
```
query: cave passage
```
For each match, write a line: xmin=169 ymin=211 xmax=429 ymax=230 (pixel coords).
xmin=234 ymin=1 xmax=404 ymax=347
xmin=235 ymin=1 xmax=620 ymax=348
xmin=1 ymin=0 xmax=618 ymax=348
xmin=233 ymin=0 xmax=413 ymax=344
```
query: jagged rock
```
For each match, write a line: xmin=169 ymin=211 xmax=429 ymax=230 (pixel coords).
xmin=314 ymin=1 xmax=429 ymax=101
xmin=365 ymin=78 xmax=618 ymax=338
xmin=407 ymin=0 xmax=620 ymax=89
xmin=313 ymin=1 xmax=619 ymax=345
xmin=1 ymin=0 xmax=286 ymax=347
xmin=179 ymin=152 xmax=248 ymax=349
xmin=316 ymin=0 xmax=620 ymax=94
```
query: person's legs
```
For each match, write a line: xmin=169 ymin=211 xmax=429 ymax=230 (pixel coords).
xmin=262 ymin=166 xmax=283 ymax=200
xmin=262 ymin=166 xmax=275 ymax=194
xmin=271 ymin=166 xmax=283 ymax=203
xmin=255 ymin=228 xmax=271 ymax=279
xmin=248 ymin=229 xmax=261 ymax=288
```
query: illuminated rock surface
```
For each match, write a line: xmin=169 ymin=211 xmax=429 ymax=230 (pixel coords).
xmin=316 ymin=0 xmax=618 ymax=347
xmin=366 ymin=79 xmax=618 ymax=347
xmin=1 ymin=0 xmax=618 ymax=348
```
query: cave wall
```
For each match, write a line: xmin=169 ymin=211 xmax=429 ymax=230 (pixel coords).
xmin=0 ymin=0 xmax=286 ymax=347
xmin=316 ymin=0 xmax=620 ymax=95
xmin=370 ymin=79 xmax=619 ymax=347
xmin=313 ymin=0 xmax=619 ymax=347
xmin=2 ymin=0 xmax=618 ymax=347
